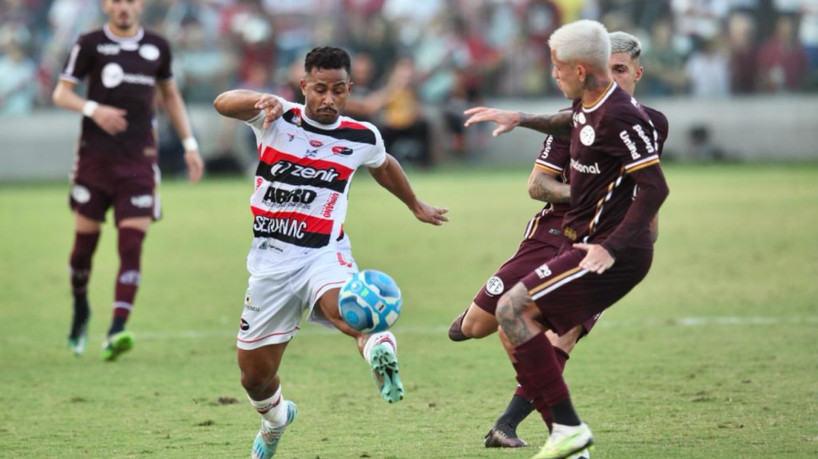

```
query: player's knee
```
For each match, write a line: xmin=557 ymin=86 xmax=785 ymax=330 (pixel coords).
xmin=461 ymin=310 xmax=495 ymax=339
xmin=495 ymin=285 xmax=525 ymax=327
xmin=117 ymin=228 xmax=145 ymax=261
xmin=240 ymin=367 xmax=273 ymax=393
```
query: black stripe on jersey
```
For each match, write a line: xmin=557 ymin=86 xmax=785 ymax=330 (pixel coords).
xmin=283 ymin=111 xmax=376 ymax=145
xmin=253 ymin=216 xmax=331 ymax=248
xmin=255 ymin=161 xmax=349 ymax=193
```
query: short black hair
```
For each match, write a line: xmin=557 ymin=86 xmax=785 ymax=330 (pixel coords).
xmin=304 ymin=47 xmax=351 ymax=75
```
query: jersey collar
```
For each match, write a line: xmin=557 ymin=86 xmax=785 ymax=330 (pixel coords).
xmin=103 ymin=23 xmax=145 ymax=44
xmin=581 ymin=81 xmax=617 ymax=113
xmin=301 ymin=109 xmax=342 ymax=131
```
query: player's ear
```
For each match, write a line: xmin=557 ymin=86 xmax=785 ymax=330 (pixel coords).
xmin=300 ymin=79 xmax=307 ymax=96
xmin=634 ymin=65 xmax=644 ymax=83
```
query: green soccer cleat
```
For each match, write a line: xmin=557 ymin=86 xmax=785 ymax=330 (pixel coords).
xmin=369 ymin=343 xmax=404 ymax=403
xmin=102 ymin=331 xmax=134 ymax=361
xmin=251 ymin=401 xmax=297 ymax=459
xmin=531 ymin=422 xmax=594 ymax=459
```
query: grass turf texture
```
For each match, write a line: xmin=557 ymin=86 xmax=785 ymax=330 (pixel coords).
xmin=0 ymin=164 xmax=816 ymax=458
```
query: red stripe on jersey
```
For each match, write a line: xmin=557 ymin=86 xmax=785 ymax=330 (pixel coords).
xmin=259 ymin=145 xmax=355 ymax=178
xmin=339 ymin=120 xmax=368 ymax=130
xmin=250 ymin=206 xmax=334 ymax=235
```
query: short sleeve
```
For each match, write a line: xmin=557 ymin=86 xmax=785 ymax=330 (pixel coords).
xmin=157 ymin=38 xmax=173 ymax=81
xmin=60 ymin=34 xmax=94 ymax=83
xmin=602 ymin=108 xmax=661 ymax=174
xmin=360 ymin=122 xmax=387 ymax=168
xmin=244 ymin=95 xmax=295 ymax=148
xmin=534 ymin=134 xmax=570 ymax=175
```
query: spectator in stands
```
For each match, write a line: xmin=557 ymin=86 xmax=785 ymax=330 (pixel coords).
xmin=0 ymin=24 xmax=37 ymax=116
xmin=379 ymin=57 xmax=433 ymax=168
xmin=642 ymin=18 xmax=688 ymax=95
xmin=685 ymin=36 xmax=731 ymax=97
xmin=727 ymin=10 xmax=759 ymax=94
xmin=758 ymin=14 xmax=810 ymax=92
xmin=175 ymin=18 xmax=236 ymax=103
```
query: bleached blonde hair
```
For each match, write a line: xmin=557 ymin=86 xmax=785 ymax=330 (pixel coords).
xmin=548 ymin=20 xmax=610 ymax=71
xmin=609 ymin=31 xmax=642 ymax=61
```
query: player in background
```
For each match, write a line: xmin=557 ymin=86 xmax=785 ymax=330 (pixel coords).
xmin=454 ymin=31 xmax=668 ymax=454
xmin=52 ymin=0 xmax=203 ymax=361
xmin=467 ymin=20 xmax=668 ymax=459
xmin=213 ymin=47 xmax=448 ymax=459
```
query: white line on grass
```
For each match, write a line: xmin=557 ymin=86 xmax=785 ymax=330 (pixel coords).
xmin=90 ymin=315 xmax=818 ymax=341
xmin=6 ymin=315 xmax=816 ymax=345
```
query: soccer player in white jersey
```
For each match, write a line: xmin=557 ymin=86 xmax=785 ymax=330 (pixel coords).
xmin=213 ymin=47 xmax=449 ymax=459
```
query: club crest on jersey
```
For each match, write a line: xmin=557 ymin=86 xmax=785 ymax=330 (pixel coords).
xmin=580 ymin=125 xmax=595 ymax=146
xmin=139 ymin=44 xmax=160 ymax=61
xmin=332 ymin=146 xmax=354 ymax=156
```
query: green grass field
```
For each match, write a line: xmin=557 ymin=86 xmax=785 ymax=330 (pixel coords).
xmin=1 ymin=164 xmax=816 ymax=458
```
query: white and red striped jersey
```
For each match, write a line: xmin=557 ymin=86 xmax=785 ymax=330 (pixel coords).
xmin=244 ymin=96 xmax=386 ymax=275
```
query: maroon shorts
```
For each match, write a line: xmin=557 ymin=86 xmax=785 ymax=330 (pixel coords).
xmin=69 ymin=152 xmax=160 ymax=224
xmin=520 ymin=246 xmax=653 ymax=336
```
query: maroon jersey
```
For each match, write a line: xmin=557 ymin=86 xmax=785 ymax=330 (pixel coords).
xmin=523 ymin=133 xmax=571 ymax=244
xmin=60 ymin=24 xmax=173 ymax=158
xmin=562 ymin=82 xmax=669 ymax=256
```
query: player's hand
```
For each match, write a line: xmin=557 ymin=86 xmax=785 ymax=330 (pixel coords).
xmin=463 ymin=107 xmax=520 ymax=137
xmin=92 ymin=105 xmax=128 ymax=136
xmin=412 ymin=201 xmax=449 ymax=226
xmin=254 ymin=95 xmax=283 ymax=129
xmin=574 ymin=243 xmax=615 ymax=274
xmin=184 ymin=149 xmax=204 ymax=183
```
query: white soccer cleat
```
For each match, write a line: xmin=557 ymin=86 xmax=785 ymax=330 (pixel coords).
xmin=531 ymin=422 xmax=593 ymax=459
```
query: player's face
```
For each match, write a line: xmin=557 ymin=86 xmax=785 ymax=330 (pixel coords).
xmin=550 ymin=49 xmax=583 ymax=99
xmin=103 ymin=0 xmax=143 ymax=31
xmin=301 ymin=67 xmax=351 ymax=124
xmin=609 ymin=52 xmax=643 ymax=96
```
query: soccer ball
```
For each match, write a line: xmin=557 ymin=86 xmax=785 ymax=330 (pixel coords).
xmin=338 ymin=270 xmax=402 ymax=333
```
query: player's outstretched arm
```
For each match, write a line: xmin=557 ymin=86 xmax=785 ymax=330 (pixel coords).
xmin=158 ymin=80 xmax=203 ymax=183
xmin=52 ymin=79 xmax=128 ymax=136
xmin=368 ymin=154 xmax=449 ymax=226
xmin=463 ymin=107 xmax=573 ymax=139
xmin=213 ymin=89 xmax=282 ymax=128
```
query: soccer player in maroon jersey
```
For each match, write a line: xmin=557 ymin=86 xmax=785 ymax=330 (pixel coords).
xmin=213 ymin=47 xmax=448 ymax=459
xmin=52 ymin=0 xmax=203 ymax=361
xmin=465 ymin=21 xmax=669 ymax=459
xmin=455 ymin=31 xmax=669 ymax=455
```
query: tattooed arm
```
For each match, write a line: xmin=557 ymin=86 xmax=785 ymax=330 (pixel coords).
xmin=528 ymin=167 xmax=571 ymax=204
xmin=463 ymin=108 xmax=573 ymax=140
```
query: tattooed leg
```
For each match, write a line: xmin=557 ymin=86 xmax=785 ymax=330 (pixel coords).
xmin=495 ymin=283 xmax=543 ymax=347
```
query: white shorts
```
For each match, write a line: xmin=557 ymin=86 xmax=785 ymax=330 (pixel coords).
xmin=236 ymin=243 xmax=358 ymax=350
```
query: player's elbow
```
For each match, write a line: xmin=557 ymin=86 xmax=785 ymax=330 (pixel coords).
xmin=51 ymin=86 xmax=65 ymax=108
xmin=213 ymin=92 xmax=231 ymax=115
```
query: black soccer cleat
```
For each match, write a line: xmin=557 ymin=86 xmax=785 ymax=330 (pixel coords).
xmin=484 ymin=424 xmax=529 ymax=448
xmin=447 ymin=309 xmax=471 ymax=342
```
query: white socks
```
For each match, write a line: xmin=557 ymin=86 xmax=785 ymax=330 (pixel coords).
xmin=248 ymin=386 xmax=288 ymax=426
xmin=363 ymin=331 xmax=397 ymax=365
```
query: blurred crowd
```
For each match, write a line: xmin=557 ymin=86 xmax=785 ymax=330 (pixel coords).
xmin=2 ymin=0 xmax=817 ymax=166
